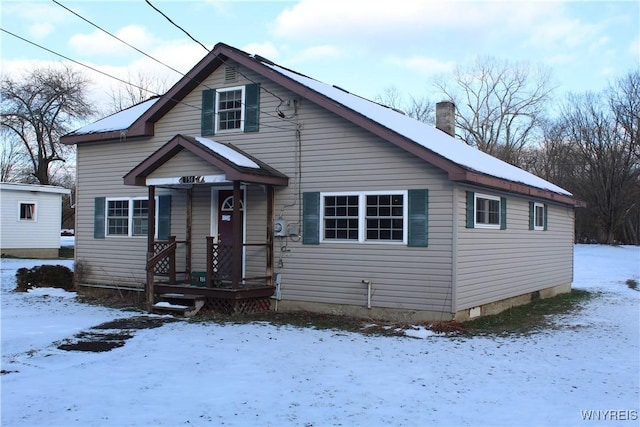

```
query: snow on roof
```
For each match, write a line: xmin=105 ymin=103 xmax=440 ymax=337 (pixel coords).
xmin=263 ymin=63 xmax=571 ymax=196
xmin=0 ymin=182 xmax=70 ymax=195
xmin=195 ymin=137 xmax=259 ymax=169
xmin=68 ymin=98 xmax=159 ymax=135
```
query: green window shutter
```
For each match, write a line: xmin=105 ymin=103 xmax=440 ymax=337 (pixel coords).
xmin=465 ymin=191 xmax=475 ymax=228
xmin=302 ymin=192 xmax=320 ymax=245
xmin=158 ymin=195 xmax=171 ymax=240
xmin=244 ymin=83 xmax=260 ymax=132
xmin=201 ymin=89 xmax=215 ymax=135
xmin=408 ymin=189 xmax=429 ymax=247
xmin=500 ymin=197 xmax=507 ymax=230
xmin=543 ymin=204 xmax=548 ymax=231
xmin=94 ymin=197 xmax=105 ymax=239
xmin=529 ymin=202 xmax=535 ymax=230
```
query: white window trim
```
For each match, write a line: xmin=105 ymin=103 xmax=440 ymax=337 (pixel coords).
xmin=105 ymin=197 xmax=159 ymax=238
xmin=474 ymin=193 xmax=501 ymax=229
xmin=215 ymin=85 xmax=245 ymax=133
xmin=320 ymin=190 xmax=408 ymax=244
xmin=18 ymin=201 xmax=37 ymax=222
xmin=533 ymin=202 xmax=545 ymax=231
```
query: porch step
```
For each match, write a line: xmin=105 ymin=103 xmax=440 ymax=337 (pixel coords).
xmin=152 ymin=293 xmax=206 ymax=317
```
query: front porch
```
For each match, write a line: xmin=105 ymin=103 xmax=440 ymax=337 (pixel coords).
xmin=147 ymin=235 xmax=276 ymax=315
xmin=123 ymin=134 xmax=289 ymax=315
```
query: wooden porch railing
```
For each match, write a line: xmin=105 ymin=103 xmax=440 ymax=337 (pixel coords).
xmin=147 ymin=237 xmax=177 ymax=285
xmin=206 ymin=236 xmax=271 ymax=289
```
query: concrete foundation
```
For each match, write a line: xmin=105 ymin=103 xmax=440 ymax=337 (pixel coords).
xmin=272 ymin=300 xmax=455 ymax=323
xmin=1 ymin=248 xmax=60 ymax=259
xmin=453 ymin=283 xmax=572 ymax=322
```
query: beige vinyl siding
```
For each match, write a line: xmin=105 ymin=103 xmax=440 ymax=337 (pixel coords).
xmin=454 ymin=184 xmax=574 ymax=311
xmin=148 ymin=150 xmax=224 ymax=179
xmin=76 ymin=144 xmax=162 ymax=287
xmin=75 ymin=60 xmax=455 ymax=313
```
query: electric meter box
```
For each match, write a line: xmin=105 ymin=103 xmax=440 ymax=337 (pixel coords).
xmin=274 ymin=219 xmax=287 ymax=237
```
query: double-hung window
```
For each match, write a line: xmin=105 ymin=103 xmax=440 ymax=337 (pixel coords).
xmin=201 ymin=84 xmax=260 ymax=135
xmin=530 ymin=201 xmax=548 ymax=231
xmin=303 ymin=190 xmax=428 ymax=246
xmin=365 ymin=194 xmax=404 ymax=241
xmin=216 ymin=86 xmax=244 ymax=132
xmin=323 ymin=195 xmax=359 ymax=240
xmin=321 ymin=191 xmax=407 ymax=243
xmin=95 ymin=195 xmax=170 ymax=239
xmin=106 ymin=198 xmax=151 ymax=237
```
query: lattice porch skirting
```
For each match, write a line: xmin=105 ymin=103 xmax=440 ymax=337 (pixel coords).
xmin=201 ymin=296 xmax=271 ymax=315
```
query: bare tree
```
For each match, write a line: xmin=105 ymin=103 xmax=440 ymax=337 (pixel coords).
xmin=376 ymin=86 xmax=435 ymax=125
xmin=561 ymin=71 xmax=640 ymax=244
xmin=434 ymin=56 xmax=555 ymax=166
xmin=1 ymin=65 xmax=95 ymax=185
xmin=106 ymin=70 xmax=169 ymax=113
xmin=0 ymin=128 xmax=27 ymax=182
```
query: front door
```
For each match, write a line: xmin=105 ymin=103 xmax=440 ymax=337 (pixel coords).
xmin=216 ymin=190 xmax=244 ymax=280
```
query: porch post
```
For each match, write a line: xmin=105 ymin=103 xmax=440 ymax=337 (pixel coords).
xmin=266 ymin=185 xmax=274 ymax=286
xmin=232 ymin=180 xmax=242 ymax=288
xmin=146 ymin=185 xmax=156 ymax=310
xmin=185 ymin=187 xmax=193 ymax=281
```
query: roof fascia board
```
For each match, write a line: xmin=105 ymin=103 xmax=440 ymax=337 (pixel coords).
xmin=459 ymin=171 xmax=585 ymax=207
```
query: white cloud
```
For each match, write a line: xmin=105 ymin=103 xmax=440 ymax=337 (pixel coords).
xmin=287 ymin=45 xmax=343 ymax=64
xmin=272 ymin=0 xmax=533 ymax=45
xmin=388 ymin=55 xmax=454 ymax=75
xmin=629 ymin=37 xmax=640 ymax=57
xmin=69 ymin=25 xmax=155 ymax=57
xmin=29 ymin=23 xmax=55 ymax=39
xmin=241 ymin=42 xmax=280 ymax=60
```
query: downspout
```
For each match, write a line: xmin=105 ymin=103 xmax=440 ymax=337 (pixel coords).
xmin=362 ymin=279 xmax=372 ymax=309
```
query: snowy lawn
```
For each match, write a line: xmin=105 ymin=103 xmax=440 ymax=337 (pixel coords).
xmin=1 ymin=245 xmax=638 ymax=426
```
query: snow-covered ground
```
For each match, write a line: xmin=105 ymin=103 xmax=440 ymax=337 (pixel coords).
xmin=1 ymin=245 xmax=638 ymax=426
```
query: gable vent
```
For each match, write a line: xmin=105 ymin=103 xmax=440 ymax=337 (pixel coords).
xmin=224 ymin=66 xmax=238 ymax=82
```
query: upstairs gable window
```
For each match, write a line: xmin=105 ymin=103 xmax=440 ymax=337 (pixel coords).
xmin=216 ymin=86 xmax=244 ymax=132
xmin=201 ymin=83 xmax=260 ymax=135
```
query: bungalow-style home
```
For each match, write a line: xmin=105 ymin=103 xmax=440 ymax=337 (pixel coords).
xmin=61 ymin=42 xmax=583 ymax=321
xmin=0 ymin=182 xmax=70 ymax=258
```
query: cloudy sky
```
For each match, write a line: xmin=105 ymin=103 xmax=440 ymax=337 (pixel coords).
xmin=1 ymin=0 xmax=638 ymax=112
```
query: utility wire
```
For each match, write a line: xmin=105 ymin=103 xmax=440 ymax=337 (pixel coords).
xmin=53 ymin=0 xmax=293 ymax=121
xmin=143 ymin=0 xmax=293 ymax=113
xmin=0 ymin=27 xmax=202 ymax=112
xmin=144 ymin=0 xmax=209 ymax=53
xmin=52 ymin=0 xmax=187 ymax=79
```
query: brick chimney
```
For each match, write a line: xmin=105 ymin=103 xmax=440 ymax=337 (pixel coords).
xmin=435 ymin=101 xmax=456 ymax=138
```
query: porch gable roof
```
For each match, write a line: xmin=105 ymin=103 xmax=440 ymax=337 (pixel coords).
xmin=123 ymin=134 xmax=289 ymax=187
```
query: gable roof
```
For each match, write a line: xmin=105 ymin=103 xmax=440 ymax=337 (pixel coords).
xmin=123 ymin=134 xmax=288 ymax=187
xmin=61 ymin=42 xmax=581 ymax=206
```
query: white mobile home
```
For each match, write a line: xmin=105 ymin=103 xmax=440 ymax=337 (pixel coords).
xmin=61 ymin=43 xmax=583 ymax=321
xmin=0 ymin=183 xmax=70 ymax=258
